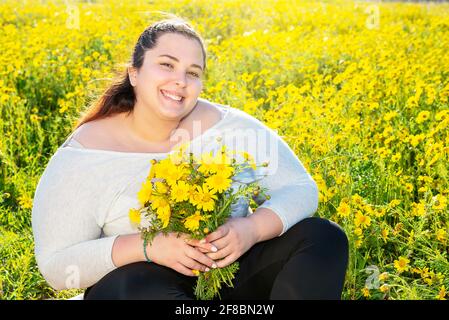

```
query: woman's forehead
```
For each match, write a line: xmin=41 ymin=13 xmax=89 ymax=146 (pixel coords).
xmin=145 ymin=33 xmax=204 ymax=65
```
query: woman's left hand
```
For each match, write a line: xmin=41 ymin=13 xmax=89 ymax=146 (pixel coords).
xmin=200 ymin=217 xmax=258 ymax=268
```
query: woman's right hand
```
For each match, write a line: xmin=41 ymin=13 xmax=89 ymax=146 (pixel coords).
xmin=147 ymin=232 xmax=218 ymax=277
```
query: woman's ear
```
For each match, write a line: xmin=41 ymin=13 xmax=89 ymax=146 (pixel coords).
xmin=128 ymin=66 xmax=137 ymax=86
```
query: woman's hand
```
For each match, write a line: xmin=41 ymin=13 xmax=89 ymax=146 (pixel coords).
xmin=148 ymin=232 xmax=218 ymax=277
xmin=199 ymin=217 xmax=258 ymax=268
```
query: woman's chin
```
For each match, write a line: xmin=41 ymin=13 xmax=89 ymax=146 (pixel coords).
xmin=157 ymin=93 xmax=187 ymax=116
xmin=156 ymin=102 xmax=189 ymax=120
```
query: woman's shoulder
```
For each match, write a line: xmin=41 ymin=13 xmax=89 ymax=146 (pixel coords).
xmin=71 ymin=116 xmax=123 ymax=150
xmin=185 ymin=98 xmax=226 ymax=128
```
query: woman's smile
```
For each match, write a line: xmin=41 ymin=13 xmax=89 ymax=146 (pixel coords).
xmin=159 ymin=89 xmax=185 ymax=108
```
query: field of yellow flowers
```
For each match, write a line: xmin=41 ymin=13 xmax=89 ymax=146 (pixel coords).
xmin=0 ymin=0 xmax=448 ymax=300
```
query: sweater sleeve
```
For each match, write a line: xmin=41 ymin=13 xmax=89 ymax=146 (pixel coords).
xmin=31 ymin=151 xmax=120 ymax=290
xmin=230 ymin=110 xmax=319 ymax=236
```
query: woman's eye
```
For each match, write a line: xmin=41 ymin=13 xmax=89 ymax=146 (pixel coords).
xmin=160 ymin=63 xmax=200 ymax=78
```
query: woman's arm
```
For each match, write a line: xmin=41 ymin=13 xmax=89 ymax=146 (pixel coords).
xmin=111 ymin=233 xmax=145 ymax=268
xmin=247 ymin=207 xmax=283 ymax=243
xmin=247 ymin=115 xmax=319 ymax=236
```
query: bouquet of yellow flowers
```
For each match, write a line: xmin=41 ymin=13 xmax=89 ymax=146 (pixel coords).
xmin=128 ymin=142 xmax=270 ymax=300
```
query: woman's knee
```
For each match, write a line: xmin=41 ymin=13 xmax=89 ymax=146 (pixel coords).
xmin=291 ymin=217 xmax=349 ymax=253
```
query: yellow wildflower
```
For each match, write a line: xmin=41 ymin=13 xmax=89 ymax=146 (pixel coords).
xmin=437 ymin=286 xmax=447 ymax=300
xmin=408 ymin=134 xmax=425 ymax=147
xmin=383 ymin=111 xmax=398 ymax=121
xmin=137 ymin=180 xmax=153 ymax=205
xmin=435 ymin=109 xmax=449 ymax=121
xmin=18 ymin=194 xmax=33 ymax=209
xmin=436 ymin=228 xmax=447 ymax=242
xmin=374 ymin=208 xmax=386 ymax=218
xmin=379 ymin=284 xmax=389 ymax=293
xmin=192 ymin=269 xmax=200 ymax=276
xmin=405 ymin=183 xmax=414 ymax=193
xmin=170 ymin=181 xmax=191 ymax=203
xmin=212 ymin=150 xmax=235 ymax=177
xmin=379 ymin=272 xmax=389 ymax=281
xmin=432 ymin=194 xmax=447 ymax=211
xmin=337 ymin=202 xmax=351 ymax=218
xmin=197 ymin=151 xmax=217 ymax=175
xmin=354 ymin=211 xmax=371 ymax=229
xmin=154 ymin=159 xmax=186 ymax=186
xmin=394 ymin=256 xmax=410 ymax=273
xmin=411 ymin=202 xmax=426 ymax=217
xmin=239 ymin=151 xmax=257 ymax=170
xmin=190 ymin=184 xmax=218 ymax=212
xmin=416 ymin=111 xmax=431 ymax=124
xmin=128 ymin=208 xmax=141 ymax=224
xmin=362 ymin=287 xmax=370 ymax=298
xmin=418 ymin=186 xmax=428 ymax=193
xmin=381 ymin=228 xmax=389 ymax=243
xmin=155 ymin=181 xmax=169 ymax=194
xmin=391 ymin=153 xmax=401 ymax=162
xmin=389 ymin=199 xmax=401 ymax=208
xmin=183 ymin=211 xmax=210 ymax=232
xmin=150 ymin=196 xmax=171 ymax=228
xmin=205 ymin=172 xmax=232 ymax=194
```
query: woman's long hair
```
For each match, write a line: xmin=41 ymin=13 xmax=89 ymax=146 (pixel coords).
xmin=74 ymin=17 xmax=207 ymax=129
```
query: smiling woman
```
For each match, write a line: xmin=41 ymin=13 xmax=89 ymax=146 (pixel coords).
xmin=31 ymin=16 xmax=348 ymax=301
xmin=74 ymin=19 xmax=208 ymax=148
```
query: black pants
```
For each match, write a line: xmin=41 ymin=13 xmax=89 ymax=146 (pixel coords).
xmin=84 ymin=217 xmax=349 ymax=300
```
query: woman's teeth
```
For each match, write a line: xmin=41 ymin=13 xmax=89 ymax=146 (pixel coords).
xmin=161 ymin=90 xmax=183 ymax=102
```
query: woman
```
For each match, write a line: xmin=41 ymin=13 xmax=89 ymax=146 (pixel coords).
xmin=32 ymin=18 xmax=349 ymax=300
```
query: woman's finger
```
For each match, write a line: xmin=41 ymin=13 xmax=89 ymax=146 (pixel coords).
xmin=185 ymin=246 xmax=217 ymax=270
xmin=175 ymin=262 xmax=198 ymax=277
xmin=202 ymin=225 xmax=230 ymax=243
xmin=215 ymin=253 xmax=237 ymax=269
xmin=197 ymin=247 xmax=210 ymax=253
xmin=182 ymin=256 xmax=211 ymax=273
xmin=206 ymin=243 xmax=233 ymax=261
xmin=184 ymin=238 xmax=218 ymax=253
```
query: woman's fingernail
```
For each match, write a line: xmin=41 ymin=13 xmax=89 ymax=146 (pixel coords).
xmin=205 ymin=267 xmax=210 ymax=272
xmin=212 ymin=263 xmax=217 ymax=269
xmin=211 ymin=246 xmax=218 ymax=252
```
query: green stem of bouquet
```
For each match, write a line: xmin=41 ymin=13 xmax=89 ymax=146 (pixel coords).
xmin=194 ymin=262 xmax=239 ymax=300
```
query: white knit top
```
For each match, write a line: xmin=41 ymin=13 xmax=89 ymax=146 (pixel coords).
xmin=31 ymin=101 xmax=319 ymax=290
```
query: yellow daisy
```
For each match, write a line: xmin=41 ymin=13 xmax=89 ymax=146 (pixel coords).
xmin=129 ymin=208 xmax=141 ymax=224
xmin=170 ymin=181 xmax=191 ymax=203
xmin=205 ymin=172 xmax=232 ymax=194
xmin=394 ymin=256 xmax=410 ymax=273
xmin=354 ymin=211 xmax=371 ymax=229
xmin=197 ymin=151 xmax=217 ymax=175
xmin=155 ymin=181 xmax=169 ymax=194
xmin=150 ymin=196 xmax=171 ymax=228
xmin=190 ymin=184 xmax=218 ymax=212
xmin=137 ymin=180 xmax=153 ymax=205
xmin=337 ymin=202 xmax=351 ymax=218
xmin=183 ymin=211 xmax=210 ymax=232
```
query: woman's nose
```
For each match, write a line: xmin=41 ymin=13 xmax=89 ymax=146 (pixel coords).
xmin=174 ymin=72 xmax=187 ymax=87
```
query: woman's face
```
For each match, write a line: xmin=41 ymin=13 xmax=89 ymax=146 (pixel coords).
xmin=129 ymin=32 xmax=205 ymax=121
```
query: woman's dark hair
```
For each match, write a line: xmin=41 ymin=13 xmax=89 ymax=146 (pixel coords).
xmin=74 ymin=17 xmax=207 ymax=129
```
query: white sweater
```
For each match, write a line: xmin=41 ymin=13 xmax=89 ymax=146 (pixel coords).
xmin=32 ymin=102 xmax=319 ymax=290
